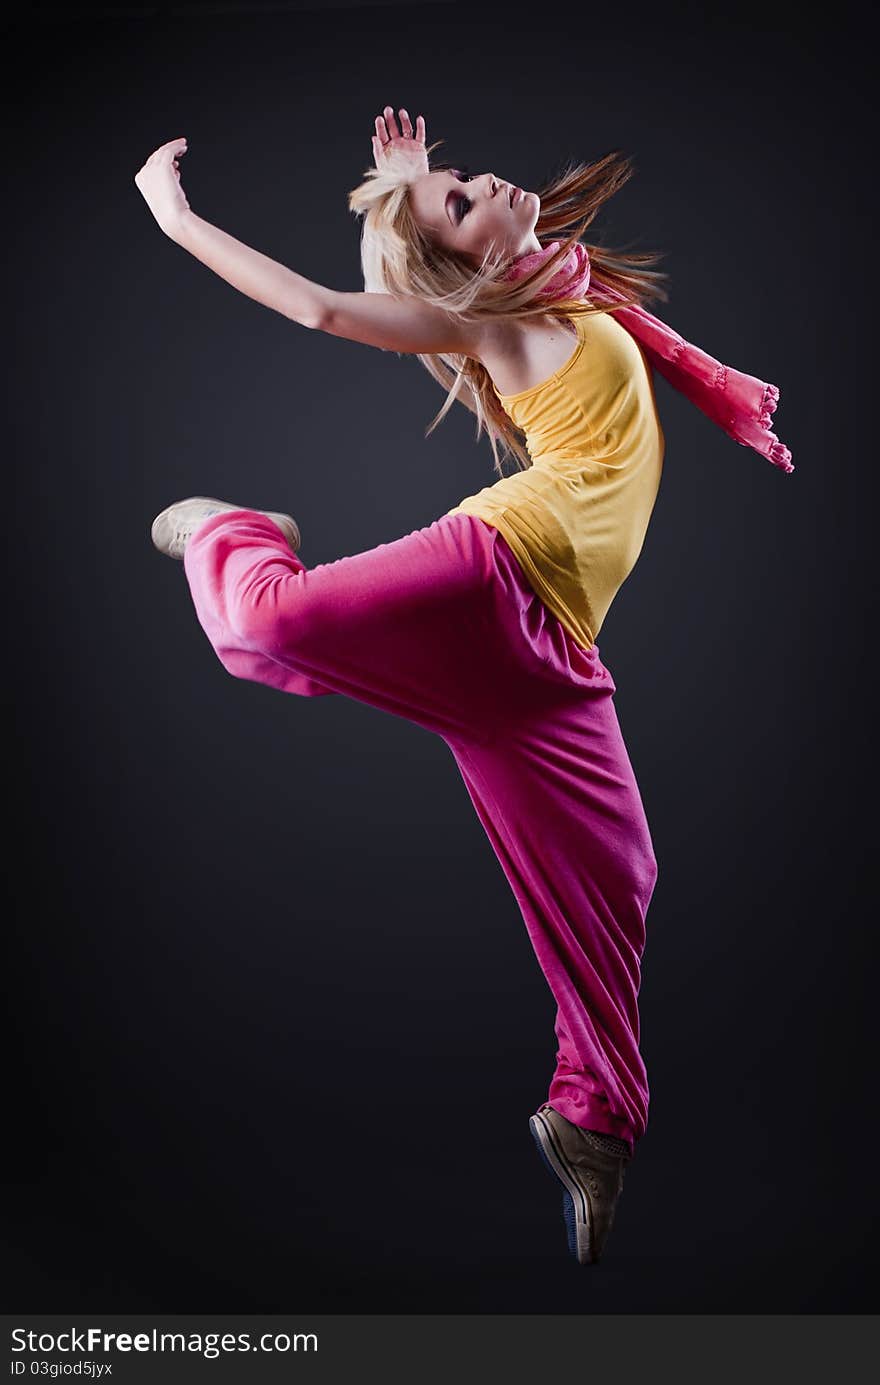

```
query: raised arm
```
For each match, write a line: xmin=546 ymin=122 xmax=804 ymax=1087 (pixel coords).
xmin=314 ymin=288 xmax=480 ymax=356
xmin=133 ymin=135 xmax=482 ymax=358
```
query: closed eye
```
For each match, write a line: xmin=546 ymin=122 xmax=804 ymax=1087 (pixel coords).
xmin=451 ymin=167 xmax=474 ymax=224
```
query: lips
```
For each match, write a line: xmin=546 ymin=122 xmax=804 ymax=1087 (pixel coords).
xmin=509 ymin=185 xmax=522 ymax=207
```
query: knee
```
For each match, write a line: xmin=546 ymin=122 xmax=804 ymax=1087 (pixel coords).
xmin=618 ymin=830 xmax=659 ymax=934
xmin=226 ymin=571 xmax=315 ymax=657
xmin=645 ymin=845 xmax=659 ymax=896
xmin=635 ymin=838 xmax=659 ymax=908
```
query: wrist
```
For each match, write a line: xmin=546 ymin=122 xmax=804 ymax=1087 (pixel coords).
xmin=163 ymin=207 xmax=196 ymax=244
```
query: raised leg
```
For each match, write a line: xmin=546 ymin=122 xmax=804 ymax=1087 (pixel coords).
xmin=182 ymin=508 xmax=505 ymax=741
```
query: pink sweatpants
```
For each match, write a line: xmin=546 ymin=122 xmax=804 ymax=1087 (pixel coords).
xmin=182 ymin=509 xmax=658 ymax=1150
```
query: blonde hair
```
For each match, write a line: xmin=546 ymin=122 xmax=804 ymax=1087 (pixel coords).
xmin=348 ymin=139 xmax=669 ymax=476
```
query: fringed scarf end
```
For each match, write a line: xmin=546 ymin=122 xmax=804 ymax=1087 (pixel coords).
xmin=759 ymin=380 xmax=783 ymax=427
xmin=769 ymin=439 xmax=794 ymax=474
xmin=759 ymin=382 xmax=794 ymax=472
xmin=732 ymin=416 xmax=794 ymax=473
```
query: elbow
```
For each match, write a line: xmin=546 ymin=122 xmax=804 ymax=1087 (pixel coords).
xmin=297 ymin=288 xmax=334 ymax=334
xmin=289 ymin=306 xmax=328 ymax=333
xmin=302 ymin=305 xmax=332 ymax=333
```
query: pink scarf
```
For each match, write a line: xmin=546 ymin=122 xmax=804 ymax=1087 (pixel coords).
xmin=506 ymin=240 xmax=793 ymax=473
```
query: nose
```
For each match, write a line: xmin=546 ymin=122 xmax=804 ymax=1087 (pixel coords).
xmin=489 ymin=174 xmax=500 ymax=196
xmin=487 ymin=174 xmax=511 ymax=203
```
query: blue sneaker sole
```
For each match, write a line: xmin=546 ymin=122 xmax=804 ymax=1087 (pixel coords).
xmin=529 ymin=1109 xmax=594 ymax=1265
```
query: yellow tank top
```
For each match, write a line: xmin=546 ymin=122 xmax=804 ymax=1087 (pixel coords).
xmin=446 ymin=304 xmax=665 ymax=650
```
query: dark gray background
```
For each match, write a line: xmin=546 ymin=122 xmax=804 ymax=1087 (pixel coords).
xmin=5 ymin=0 xmax=875 ymax=1312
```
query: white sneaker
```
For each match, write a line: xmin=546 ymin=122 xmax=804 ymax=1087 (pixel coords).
xmin=151 ymin=496 xmax=301 ymax=560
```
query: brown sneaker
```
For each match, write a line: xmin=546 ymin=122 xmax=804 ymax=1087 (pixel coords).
xmin=151 ymin=496 xmax=301 ymax=561
xmin=529 ymin=1103 xmax=632 ymax=1265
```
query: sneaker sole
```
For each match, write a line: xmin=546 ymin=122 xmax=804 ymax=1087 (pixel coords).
xmin=529 ymin=1109 xmax=595 ymax=1265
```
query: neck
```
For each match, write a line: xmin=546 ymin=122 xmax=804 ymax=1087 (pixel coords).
xmin=516 ymin=231 xmax=543 ymax=256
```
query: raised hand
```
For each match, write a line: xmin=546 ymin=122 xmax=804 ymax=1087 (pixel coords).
xmin=134 ymin=137 xmax=192 ymax=237
xmin=372 ymin=105 xmax=428 ymax=176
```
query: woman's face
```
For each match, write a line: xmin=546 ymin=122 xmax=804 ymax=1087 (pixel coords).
xmin=409 ymin=167 xmax=542 ymax=265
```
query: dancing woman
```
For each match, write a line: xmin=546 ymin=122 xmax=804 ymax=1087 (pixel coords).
xmin=134 ymin=106 xmax=791 ymax=1266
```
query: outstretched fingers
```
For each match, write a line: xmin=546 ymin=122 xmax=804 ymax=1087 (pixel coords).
xmin=372 ymin=106 xmax=427 ymax=169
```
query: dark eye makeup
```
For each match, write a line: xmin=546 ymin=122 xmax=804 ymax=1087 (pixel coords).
xmin=451 ymin=166 xmax=474 ymax=223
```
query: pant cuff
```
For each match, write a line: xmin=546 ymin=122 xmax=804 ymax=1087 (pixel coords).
xmin=545 ymin=1091 xmax=639 ymax=1155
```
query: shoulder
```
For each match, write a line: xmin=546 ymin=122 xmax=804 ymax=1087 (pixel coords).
xmin=470 ymin=312 xmax=580 ymax=398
